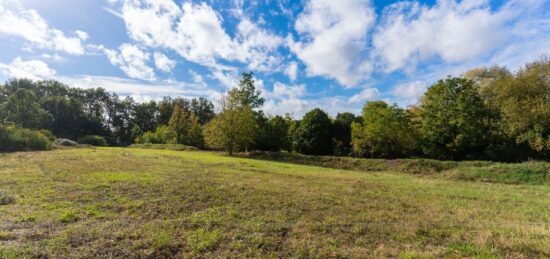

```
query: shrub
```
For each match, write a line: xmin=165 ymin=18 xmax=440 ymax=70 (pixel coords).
xmin=78 ymin=135 xmax=107 ymax=146
xmin=0 ymin=125 xmax=52 ymax=152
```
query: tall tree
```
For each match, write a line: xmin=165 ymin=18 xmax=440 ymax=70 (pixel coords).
xmin=291 ymin=108 xmax=333 ymax=155
xmin=332 ymin=112 xmax=358 ymax=156
xmin=204 ymin=104 xmax=256 ymax=155
xmin=229 ymin=72 xmax=264 ymax=109
xmin=351 ymin=101 xmax=416 ymax=158
xmin=0 ymin=89 xmax=52 ymax=129
xmin=190 ymin=97 xmax=215 ymax=124
xmin=420 ymin=77 xmax=489 ymax=160
xmin=40 ymin=96 xmax=85 ymax=139
xmin=481 ymin=58 xmax=550 ymax=157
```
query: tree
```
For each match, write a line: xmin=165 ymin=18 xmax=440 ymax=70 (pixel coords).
xmin=351 ymin=101 xmax=416 ymax=158
xmin=40 ymin=96 xmax=85 ymax=139
xmin=133 ymin=101 xmax=159 ymax=136
xmin=0 ymin=89 xmax=52 ymax=129
xmin=291 ymin=108 xmax=333 ymax=155
xmin=204 ymin=104 xmax=256 ymax=155
xmin=480 ymin=58 xmax=550 ymax=157
xmin=190 ymin=97 xmax=215 ymax=124
xmin=332 ymin=112 xmax=358 ymax=156
xmin=254 ymin=114 xmax=291 ymax=151
xmin=168 ymin=105 xmax=187 ymax=144
xmin=420 ymin=77 xmax=489 ymax=160
xmin=229 ymin=72 xmax=264 ymax=109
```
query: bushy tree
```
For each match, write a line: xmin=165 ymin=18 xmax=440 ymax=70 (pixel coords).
xmin=351 ymin=101 xmax=416 ymax=158
xmin=40 ymin=96 xmax=85 ymax=139
xmin=332 ymin=112 xmax=358 ymax=156
xmin=420 ymin=77 xmax=489 ymax=160
xmin=1 ymin=89 xmax=52 ymax=129
xmin=190 ymin=97 xmax=215 ymax=124
xmin=291 ymin=108 xmax=333 ymax=155
xmin=480 ymin=58 xmax=550 ymax=157
xmin=255 ymin=114 xmax=291 ymax=151
xmin=204 ymin=105 xmax=256 ymax=155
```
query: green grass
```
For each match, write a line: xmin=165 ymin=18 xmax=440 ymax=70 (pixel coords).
xmin=0 ymin=148 xmax=549 ymax=257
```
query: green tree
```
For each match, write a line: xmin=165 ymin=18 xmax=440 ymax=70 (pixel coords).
xmin=481 ymin=59 xmax=550 ymax=157
xmin=203 ymin=104 xmax=256 ymax=155
xmin=420 ymin=77 xmax=489 ymax=160
xmin=168 ymin=105 xmax=188 ymax=144
xmin=229 ymin=72 xmax=264 ymax=109
xmin=332 ymin=112 xmax=358 ymax=156
xmin=190 ymin=97 xmax=215 ymax=124
xmin=40 ymin=96 xmax=85 ymax=139
xmin=351 ymin=101 xmax=416 ymax=158
xmin=291 ymin=108 xmax=333 ymax=155
xmin=1 ymin=89 xmax=52 ymax=129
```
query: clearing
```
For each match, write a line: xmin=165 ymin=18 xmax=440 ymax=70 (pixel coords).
xmin=0 ymin=148 xmax=549 ymax=258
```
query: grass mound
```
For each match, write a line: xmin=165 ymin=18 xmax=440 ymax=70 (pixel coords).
xmin=129 ymin=143 xmax=199 ymax=151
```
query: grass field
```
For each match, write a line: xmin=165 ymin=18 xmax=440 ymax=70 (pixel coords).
xmin=0 ymin=148 xmax=549 ymax=258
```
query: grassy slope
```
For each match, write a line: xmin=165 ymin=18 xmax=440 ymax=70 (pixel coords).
xmin=0 ymin=148 xmax=549 ymax=258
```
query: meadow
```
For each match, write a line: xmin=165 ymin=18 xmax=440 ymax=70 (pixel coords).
xmin=0 ymin=147 xmax=549 ymax=258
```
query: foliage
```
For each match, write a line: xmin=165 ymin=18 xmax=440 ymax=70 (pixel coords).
xmin=332 ymin=112 xmax=358 ymax=156
xmin=481 ymin=59 xmax=550 ymax=155
xmin=291 ymin=108 xmax=333 ymax=155
xmin=0 ymin=124 xmax=52 ymax=151
xmin=420 ymin=77 xmax=489 ymax=160
xmin=0 ymin=89 xmax=52 ymax=129
xmin=352 ymin=101 xmax=417 ymax=158
xmin=204 ymin=106 xmax=257 ymax=155
xmin=77 ymin=135 xmax=107 ymax=146
xmin=229 ymin=72 xmax=265 ymax=109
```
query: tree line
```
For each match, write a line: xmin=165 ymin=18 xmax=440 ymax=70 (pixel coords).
xmin=1 ymin=58 xmax=549 ymax=161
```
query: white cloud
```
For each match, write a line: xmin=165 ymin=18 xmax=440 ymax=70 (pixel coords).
xmin=348 ymin=87 xmax=379 ymax=104
xmin=372 ymin=0 xmax=547 ymax=73
xmin=285 ymin=61 xmax=298 ymax=81
xmin=59 ymin=75 xmax=220 ymax=102
xmin=104 ymin=43 xmax=156 ymax=81
xmin=153 ymin=52 xmax=175 ymax=72
xmin=75 ymin=30 xmax=89 ymax=41
xmin=0 ymin=57 xmax=56 ymax=80
xmin=289 ymin=0 xmax=375 ymax=87
xmin=0 ymin=0 xmax=87 ymax=55
xmin=271 ymin=82 xmax=306 ymax=99
xmin=119 ymin=0 xmax=284 ymax=74
xmin=389 ymin=81 xmax=427 ymax=106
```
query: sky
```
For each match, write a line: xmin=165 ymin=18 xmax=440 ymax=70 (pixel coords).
xmin=0 ymin=0 xmax=549 ymax=117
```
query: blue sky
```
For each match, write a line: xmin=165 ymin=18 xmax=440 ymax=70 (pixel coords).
xmin=0 ymin=0 xmax=548 ymax=117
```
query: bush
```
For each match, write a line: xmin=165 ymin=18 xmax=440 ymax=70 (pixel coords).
xmin=0 ymin=125 xmax=52 ymax=152
xmin=135 ymin=125 xmax=174 ymax=144
xmin=78 ymin=135 xmax=107 ymax=146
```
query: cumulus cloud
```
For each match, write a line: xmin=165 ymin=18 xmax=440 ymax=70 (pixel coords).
xmin=285 ymin=61 xmax=298 ymax=81
xmin=389 ymin=80 xmax=428 ymax=106
xmin=154 ymin=52 xmax=175 ymax=72
xmin=372 ymin=0 xmax=547 ymax=73
xmin=0 ymin=57 xmax=56 ymax=80
xmin=0 ymin=0 xmax=87 ymax=55
xmin=119 ymin=0 xmax=284 ymax=73
xmin=59 ymin=75 xmax=221 ymax=102
xmin=104 ymin=43 xmax=156 ymax=81
xmin=348 ymin=87 xmax=379 ymax=104
xmin=289 ymin=0 xmax=375 ymax=87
